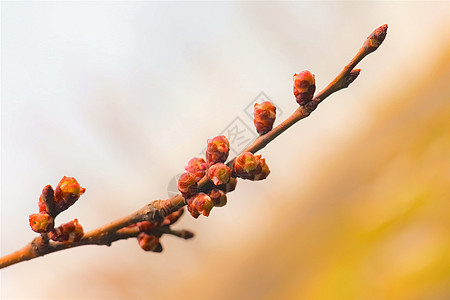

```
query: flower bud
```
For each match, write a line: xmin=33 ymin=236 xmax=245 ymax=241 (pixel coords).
xmin=233 ymin=152 xmax=259 ymax=178
xmin=185 ymin=157 xmax=207 ymax=181
xmin=254 ymin=101 xmax=276 ymax=135
xmin=186 ymin=193 xmax=214 ymax=218
xmin=216 ymin=177 xmax=237 ymax=193
xmin=54 ymin=177 xmax=85 ymax=214
xmin=209 ymin=189 xmax=227 ymax=207
xmin=206 ymin=135 xmax=230 ymax=167
xmin=363 ymin=24 xmax=388 ymax=53
xmin=137 ymin=233 xmax=162 ymax=252
xmin=49 ymin=219 xmax=84 ymax=243
xmin=162 ymin=207 xmax=184 ymax=225
xmin=38 ymin=185 xmax=55 ymax=214
xmin=253 ymin=156 xmax=270 ymax=180
xmin=233 ymin=152 xmax=270 ymax=181
xmin=293 ymin=71 xmax=316 ymax=105
xmin=137 ymin=221 xmax=160 ymax=233
xmin=29 ymin=212 xmax=54 ymax=233
xmin=177 ymin=172 xmax=197 ymax=197
xmin=208 ymin=163 xmax=232 ymax=186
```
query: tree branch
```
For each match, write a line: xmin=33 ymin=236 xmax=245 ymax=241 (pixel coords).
xmin=0 ymin=24 xmax=387 ymax=269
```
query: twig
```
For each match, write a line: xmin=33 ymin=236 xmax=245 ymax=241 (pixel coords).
xmin=0 ymin=24 xmax=387 ymax=269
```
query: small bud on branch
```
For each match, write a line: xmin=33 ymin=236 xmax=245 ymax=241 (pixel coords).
xmin=208 ymin=163 xmax=232 ymax=186
xmin=49 ymin=219 xmax=84 ymax=243
xmin=206 ymin=135 xmax=230 ymax=167
xmin=254 ymin=101 xmax=276 ymax=135
xmin=29 ymin=212 xmax=54 ymax=233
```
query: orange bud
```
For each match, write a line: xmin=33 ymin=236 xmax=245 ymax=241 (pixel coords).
xmin=208 ymin=163 xmax=232 ymax=186
xmin=185 ymin=157 xmax=207 ymax=181
xmin=54 ymin=177 xmax=85 ymax=214
xmin=49 ymin=219 xmax=84 ymax=243
xmin=186 ymin=193 xmax=214 ymax=218
xmin=293 ymin=71 xmax=316 ymax=105
xmin=233 ymin=152 xmax=259 ymax=177
xmin=253 ymin=156 xmax=270 ymax=180
xmin=29 ymin=212 xmax=54 ymax=233
xmin=254 ymin=101 xmax=276 ymax=135
xmin=137 ymin=233 xmax=162 ymax=252
xmin=206 ymin=135 xmax=230 ymax=167
xmin=177 ymin=172 xmax=197 ymax=197
xmin=233 ymin=152 xmax=270 ymax=181
xmin=209 ymin=189 xmax=227 ymax=207
xmin=38 ymin=185 xmax=55 ymax=214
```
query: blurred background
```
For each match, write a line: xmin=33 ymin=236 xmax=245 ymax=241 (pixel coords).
xmin=1 ymin=1 xmax=449 ymax=299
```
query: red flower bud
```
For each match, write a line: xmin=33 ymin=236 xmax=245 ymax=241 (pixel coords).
xmin=162 ymin=207 xmax=184 ymax=225
xmin=206 ymin=135 xmax=230 ymax=167
xmin=254 ymin=101 xmax=276 ymax=135
xmin=54 ymin=177 xmax=85 ymax=214
xmin=137 ymin=221 xmax=160 ymax=232
xmin=253 ymin=156 xmax=270 ymax=181
xmin=216 ymin=177 xmax=237 ymax=193
xmin=233 ymin=152 xmax=270 ymax=181
xmin=233 ymin=152 xmax=258 ymax=177
xmin=38 ymin=185 xmax=55 ymax=214
xmin=209 ymin=189 xmax=227 ymax=207
xmin=208 ymin=163 xmax=232 ymax=186
xmin=363 ymin=24 xmax=388 ymax=53
xmin=186 ymin=193 xmax=214 ymax=218
xmin=177 ymin=172 xmax=197 ymax=197
xmin=49 ymin=219 xmax=84 ymax=243
xmin=293 ymin=71 xmax=316 ymax=105
xmin=29 ymin=212 xmax=54 ymax=233
xmin=137 ymin=233 xmax=162 ymax=252
xmin=185 ymin=157 xmax=207 ymax=181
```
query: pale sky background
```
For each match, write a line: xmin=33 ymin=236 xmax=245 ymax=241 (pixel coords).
xmin=1 ymin=1 xmax=449 ymax=299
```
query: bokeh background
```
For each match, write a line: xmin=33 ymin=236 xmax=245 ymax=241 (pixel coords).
xmin=1 ymin=1 xmax=449 ymax=299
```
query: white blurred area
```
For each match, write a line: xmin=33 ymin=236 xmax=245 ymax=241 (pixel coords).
xmin=1 ymin=2 xmax=449 ymax=299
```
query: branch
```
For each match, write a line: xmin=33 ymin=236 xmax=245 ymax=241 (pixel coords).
xmin=0 ymin=24 xmax=387 ymax=269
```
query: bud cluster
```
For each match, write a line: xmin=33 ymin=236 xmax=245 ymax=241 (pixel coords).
xmin=178 ymin=134 xmax=270 ymax=219
xmin=29 ymin=177 xmax=86 ymax=243
xmin=177 ymin=135 xmax=236 ymax=218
